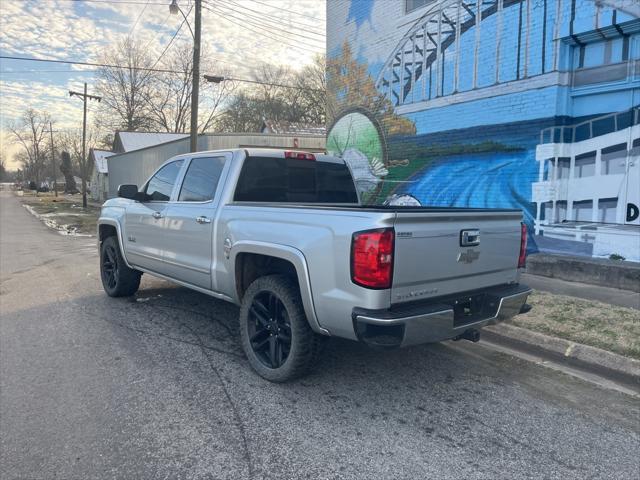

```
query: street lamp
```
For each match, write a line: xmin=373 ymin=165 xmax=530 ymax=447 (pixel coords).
xmin=169 ymin=0 xmax=194 ymax=37
xmin=170 ymin=0 xmax=201 ymax=153
xmin=169 ymin=0 xmax=179 ymax=15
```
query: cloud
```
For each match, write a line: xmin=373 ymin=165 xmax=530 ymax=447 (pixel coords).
xmin=0 ymin=0 xmax=327 ymax=168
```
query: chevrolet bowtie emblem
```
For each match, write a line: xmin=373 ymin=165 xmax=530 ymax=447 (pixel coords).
xmin=457 ymin=249 xmax=480 ymax=264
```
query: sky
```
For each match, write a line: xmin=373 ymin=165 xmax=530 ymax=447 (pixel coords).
xmin=0 ymin=0 xmax=327 ymax=169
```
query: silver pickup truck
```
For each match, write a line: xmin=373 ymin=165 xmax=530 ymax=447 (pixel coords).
xmin=98 ymin=148 xmax=531 ymax=381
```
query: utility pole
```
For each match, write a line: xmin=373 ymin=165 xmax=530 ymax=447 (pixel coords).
xmin=190 ymin=0 xmax=201 ymax=153
xmin=69 ymin=83 xmax=101 ymax=208
xmin=48 ymin=121 xmax=57 ymax=197
xmin=169 ymin=0 xmax=200 ymax=152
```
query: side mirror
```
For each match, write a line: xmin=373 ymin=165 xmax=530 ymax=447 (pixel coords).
xmin=118 ymin=184 xmax=139 ymax=200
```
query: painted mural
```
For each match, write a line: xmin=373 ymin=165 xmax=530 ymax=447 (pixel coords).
xmin=327 ymin=0 xmax=640 ymax=262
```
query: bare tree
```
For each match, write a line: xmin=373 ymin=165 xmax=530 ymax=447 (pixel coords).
xmin=8 ymin=109 xmax=52 ymax=187
xmin=58 ymin=127 xmax=103 ymax=197
xmin=217 ymin=56 xmax=326 ymax=133
xmin=96 ymin=37 xmax=156 ymax=132
xmin=146 ymin=45 xmax=236 ymax=133
xmin=0 ymin=152 xmax=7 ymax=182
xmin=146 ymin=44 xmax=192 ymax=133
xmin=198 ymin=65 xmax=237 ymax=133
xmin=292 ymin=54 xmax=326 ymax=125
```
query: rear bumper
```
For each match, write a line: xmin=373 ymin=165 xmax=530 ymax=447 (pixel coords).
xmin=352 ymin=283 xmax=532 ymax=348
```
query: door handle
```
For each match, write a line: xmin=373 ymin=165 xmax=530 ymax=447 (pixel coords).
xmin=196 ymin=216 xmax=211 ymax=224
xmin=152 ymin=211 xmax=162 ymax=219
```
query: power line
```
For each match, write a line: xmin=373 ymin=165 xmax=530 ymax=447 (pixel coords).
xmin=0 ymin=51 xmax=279 ymax=78
xmin=67 ymin=0 xmax=170 ymax=4
xmin=0 ymin=55 xmax=322 ymax=91
xmin=203 ymin=5 xmax=323 ymax=55
xmin=248 ymin=0 xmax=324 ymax=22
xmin=142 ymin=11 xmax=172 ymax=51
xmin=148 ymin=5 xmax=193 ymax=71
xmin=218 ymin=0 xmax=325 ymax=37
xmin=205 ymin=3 xmax=324 ymax=49
xmin=127 ymin=0 xmax=151 ymax=38
xmin=204 ymin=74 xmax=322 ymax=92
xmin=1 ymin=69 xmax=98 ymax=74
xmin=0 ymin=55 xmax=181 ymax=74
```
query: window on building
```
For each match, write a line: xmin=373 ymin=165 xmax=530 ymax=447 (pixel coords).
xmin=540 ymin=201 xmax=553 ymax=221
xmin=598 ymin=198 xmax=618 ymax=223
xmin=573 ymin=200 xmax=593 ymax=222
xmin=574 ymin=152 xmax=596 ymax=178
xmin=406 ymin=0 xmax=435 ymax=14
xmin=178 ymin=156 xmax=226 ymax=202
xmin=557 ymin=158 xmax=570 ymax=179
xmin=556 ymin=201 xmax=567 ymax=222
xmin=575 ymin=37 xmax=629 ymax=69
xmin=144 ymin=160 xmax=184 ymax=201
xmin=601 ymin=143 xmax=627 ymax=175
xmin=543 ymin=159 xmax=554 ymax=181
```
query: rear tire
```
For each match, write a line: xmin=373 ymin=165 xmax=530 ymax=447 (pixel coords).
xmin=100 ymin=236 xmax=141 ymax=297
xmin=239 ymin=274 xmax=324 ymax=382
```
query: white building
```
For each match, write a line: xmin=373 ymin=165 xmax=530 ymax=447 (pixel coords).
xmin=532 ymin=109 xmax=640 ymax=261
xmin=90 ymin=149 xmax=114 ymax=202
xmin=107 ymin=132 xmax=326 ymax=199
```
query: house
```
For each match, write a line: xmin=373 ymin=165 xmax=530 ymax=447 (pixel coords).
xmin=90 ymin=148 xmax=114 ymax=202
xmin=106 ymin=132 xmax=326 ymax=199
xmin=112 ymin=131 xmax=189 ymax=154
xmin=260 ymin=119 xmax=326 ymax=138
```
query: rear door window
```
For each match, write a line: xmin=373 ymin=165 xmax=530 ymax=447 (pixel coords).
xmin=144 ymin=160 xmax=184 ymax=201
xmin=178 ymin=156 xmax=226 ymax=202
xmin=234 ymin=157 xmax=358 ymax=203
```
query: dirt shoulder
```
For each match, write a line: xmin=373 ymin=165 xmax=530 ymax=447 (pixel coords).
xmin=18 ymin=191 xmax=100 ymax=236
xmin=508 ymin=290 xmax=640 ymax=360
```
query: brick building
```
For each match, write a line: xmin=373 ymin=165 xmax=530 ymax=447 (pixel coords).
xmin=326 ymin=0 xmax=640 ymax=261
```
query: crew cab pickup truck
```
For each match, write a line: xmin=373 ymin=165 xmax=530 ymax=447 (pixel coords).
xmin=98 ymin=148 xmax=531 ymax=382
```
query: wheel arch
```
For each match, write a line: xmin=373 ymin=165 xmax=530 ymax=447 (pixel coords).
xmin=98 ymin=218 xmax=133 ymax=269
xmin=231 ymin=241 xmax=329 ymax=336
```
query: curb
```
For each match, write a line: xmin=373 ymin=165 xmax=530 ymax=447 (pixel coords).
xmin=527 ymin=254 xmax=640 ymax=293
xmin=482 ymin=323 xmax=640 ymax=386
xmin=22 ymin=203 xmax=93 ymax=238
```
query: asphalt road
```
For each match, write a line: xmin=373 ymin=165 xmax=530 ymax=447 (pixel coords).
xmin=1 ymin=190 xmax=639 ymax=480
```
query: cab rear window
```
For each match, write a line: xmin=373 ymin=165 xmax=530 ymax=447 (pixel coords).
xmin=234 ymin=156 xmax=358 ymax=204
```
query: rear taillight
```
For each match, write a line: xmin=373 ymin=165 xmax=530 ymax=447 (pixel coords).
xmin=284 ymin=151 xmax=315 ymax=161
xmin=518 ymin=222 xmax=528 ymax=268
xmin=351 ymin=228 xmax=394 ymax=289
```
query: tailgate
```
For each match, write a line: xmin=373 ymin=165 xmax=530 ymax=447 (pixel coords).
xmin=391 ymin=210 xmax=522 ymax=305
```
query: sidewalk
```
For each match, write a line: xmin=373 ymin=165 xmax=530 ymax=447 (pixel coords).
xmin=521 ymin=273 xmax=639 ymax=310
xmin=484 ymin=273 xmax=640 ymax=388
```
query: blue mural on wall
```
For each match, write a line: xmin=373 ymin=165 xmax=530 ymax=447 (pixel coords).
xmin=327 ymin=0 xmax=640 ymax=261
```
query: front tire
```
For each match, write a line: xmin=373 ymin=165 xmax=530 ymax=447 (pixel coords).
xmin=239 ymin=275 xmax=324 ymax=382
xmin=100 ymin=236 xmax=141 ymax=297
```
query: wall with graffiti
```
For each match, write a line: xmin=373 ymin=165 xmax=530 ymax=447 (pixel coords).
xmin=326 ymin=0 xmax=640 ymax=261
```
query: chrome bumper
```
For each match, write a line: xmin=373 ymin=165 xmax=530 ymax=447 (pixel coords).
xmin=352 ymin=284 xmax=532 ymax=348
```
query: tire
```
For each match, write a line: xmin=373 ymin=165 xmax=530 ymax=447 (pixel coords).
xmin=100 ymin=236 xmax=141 ymax=297
xmin=239 ymin=274 xmax=324 ymax=382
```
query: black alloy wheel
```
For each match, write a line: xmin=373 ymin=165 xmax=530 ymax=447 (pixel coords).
xmin=239 ymin=274 xmax=325 ymax=382
xmin=99 ymin=236 xmax=141 ymax=297
xmin=247 ymin=291 xmax=292 ymax=369
xmin=101 ymin=242 xmax=119 ymax=290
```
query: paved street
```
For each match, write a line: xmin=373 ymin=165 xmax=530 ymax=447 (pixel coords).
xmin=1 ymin=190 xmax=639 ymax=480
